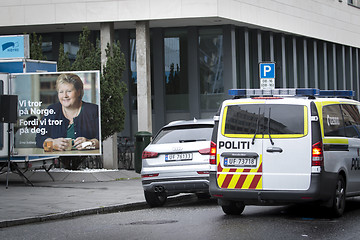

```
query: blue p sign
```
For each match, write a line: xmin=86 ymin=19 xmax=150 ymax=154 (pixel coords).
xmin=260 ymin=63 xmax=275 ymax=79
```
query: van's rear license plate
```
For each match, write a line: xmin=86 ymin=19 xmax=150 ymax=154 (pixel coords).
xmin=165 ymin=153 xmax=193 ymax=161
xmin=224 ymin=157 xmax=257 ymax=168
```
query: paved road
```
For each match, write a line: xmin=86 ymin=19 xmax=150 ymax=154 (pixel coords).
xmin=2 ymin=196 xmax=360 ymax=240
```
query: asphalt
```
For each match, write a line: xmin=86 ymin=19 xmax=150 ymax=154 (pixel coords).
xmin=0 ymin=168 xmax=154 ymax=228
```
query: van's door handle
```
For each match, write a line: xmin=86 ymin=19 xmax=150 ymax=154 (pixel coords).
xmin=266 ymin=147 xmax=283 ymax=153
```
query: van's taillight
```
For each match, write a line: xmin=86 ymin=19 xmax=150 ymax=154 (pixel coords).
xmin=142 ymin=151 xmax=158 ymax=159
xmin=210 ymin=141 xmax=217 ymax=165
xmin=312 ymin=141 xmax=323 ymax=166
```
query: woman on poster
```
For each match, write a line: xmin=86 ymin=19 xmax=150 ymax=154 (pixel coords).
xmin=36 ymin=73 xmax=100 ymax=151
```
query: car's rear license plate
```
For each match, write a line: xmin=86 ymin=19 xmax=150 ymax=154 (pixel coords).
xmin=165 ymin=153 xmax=193 ymax=161
xmin=224 ymin=157 xmax=257 ymax=168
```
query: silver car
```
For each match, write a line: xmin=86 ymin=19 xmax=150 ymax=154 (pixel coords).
xmin=141 ymin=119 xmax=214 ymax=207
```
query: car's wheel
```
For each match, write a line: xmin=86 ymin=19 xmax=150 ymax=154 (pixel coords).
xmin=221 ymin=201 xmax=245 ymax=215
xmin=329 ymin=175 xmax=346 ymax=217
xmin=144 ymin=191 xmax=167 ymax=207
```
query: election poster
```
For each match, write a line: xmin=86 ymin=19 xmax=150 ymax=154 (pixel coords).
xmin=11 ymin=71 xmax=101 ymax=156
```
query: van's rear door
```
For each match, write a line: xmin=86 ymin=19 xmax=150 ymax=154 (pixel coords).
xmin=217 ymin=99 xmax=311 ymax=191
xmin=261 ymin=102 xmax=311 ymax=190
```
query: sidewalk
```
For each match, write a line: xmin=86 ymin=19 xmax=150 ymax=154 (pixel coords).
xmin=0 ymin=169 xmax=148 ymax=228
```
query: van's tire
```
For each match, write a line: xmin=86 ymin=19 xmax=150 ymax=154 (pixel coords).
xmin=221 ymin=201 xmax=245 ymax=215
xmin=329 ymin=175 xmax=346 ymax=217
xmin=144 ymin=191 xmax=167 ymax=207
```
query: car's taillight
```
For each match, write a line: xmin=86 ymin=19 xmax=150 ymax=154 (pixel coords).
xmin=210 ymin=141 xmax=217 ymax=165
xmin=199 ymin=147 xmax=210 ymax=155
xmin=142 ymin=151 xmax=158 ymax=159
xmin=312 ymin=141 xmax=323 ymax=166
xmin=141 ymin=173 xmax=159 ymax=178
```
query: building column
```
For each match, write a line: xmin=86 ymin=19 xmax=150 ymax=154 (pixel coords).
xmin=356 ymin=49 xmax=359 ymax=100
xmin=244 ymin=28 xmax=250 ymax=88
xmin=136 ymin=21 xmax=152 ymax=133
xmin=313 ymin=40 xmax=319 ymax=89
xmin=323 ymin=42 xmax=328 ymax=90
xmin=100 ymin=22 xmax=118 ymax=169
xmin=281 ymin=35 xmax=286 ymax=88
xmin=292 ymin=37 xmax=298 ymax=88
xmin=223 ymin=25 xmax=237 ymax=90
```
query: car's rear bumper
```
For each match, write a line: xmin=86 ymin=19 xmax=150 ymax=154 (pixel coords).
xmin=142 ymin=176 xmax=209 ymax=194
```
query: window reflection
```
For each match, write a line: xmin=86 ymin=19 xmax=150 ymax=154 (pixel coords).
xmin=164 ymin=30 xmax=188 ymax=111
xmin=199 ymin=28 xmax=224 ymax=110
xmin=41 ymin=34 xmax=52 ymax=60
xmin=63 ymin=32 xmax=80 ymax=63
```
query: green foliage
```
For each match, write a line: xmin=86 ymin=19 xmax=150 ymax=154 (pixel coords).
xmin=57 ymin=43 xmax=71 ymax=71
xmin=30 ymin=32 xmax=46 ymax=60
xmin=71 ymin=27 xmax=101 ymax=71
xmin=100 ymin=42 xmax=127 ymax=140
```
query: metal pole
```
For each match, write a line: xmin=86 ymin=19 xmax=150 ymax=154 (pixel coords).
xmin=6 ymin=123 xmax=11 ymax=189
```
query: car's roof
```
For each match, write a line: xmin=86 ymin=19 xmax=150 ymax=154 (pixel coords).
xmin=164 ymin=118 xmax=214 ymax=128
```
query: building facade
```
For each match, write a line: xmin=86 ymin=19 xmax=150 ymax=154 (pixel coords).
xmin=0 ymin=0 xmax=359 ymax=139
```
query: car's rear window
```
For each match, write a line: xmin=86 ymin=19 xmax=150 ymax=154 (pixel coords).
xmin=224 ymin=104 xmax=305 ymax=135
xmin=152 ymin=124 xmax=213 ymax=144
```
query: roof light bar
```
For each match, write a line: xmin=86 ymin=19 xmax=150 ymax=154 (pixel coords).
xmin=228 ymin=88 xmax=320 ymax=97
xmin=319 ymin=90 xmax=354 ymax=97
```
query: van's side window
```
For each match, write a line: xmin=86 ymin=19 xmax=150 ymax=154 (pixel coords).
xmin=323 ymin=104 xmax=345 ymax=137
xmin=341 ymin=104 xmax=360 ymax=138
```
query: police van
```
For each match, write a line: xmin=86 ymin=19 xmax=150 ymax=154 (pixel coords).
xmin=209 ymin=88 xmax=360 ymax=217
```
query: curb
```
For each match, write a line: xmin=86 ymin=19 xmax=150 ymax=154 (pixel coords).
xmin=0 ymin=194 xmax=194 ymax=228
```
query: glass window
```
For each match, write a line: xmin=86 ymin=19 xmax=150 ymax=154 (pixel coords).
xmin=153 ymin=125 xmax=213 ymax=144
xmin=130 ymin=38 xmax=137 ymax=110
xmin=164 ymin=30 xmax=188 ymax=111
xmin=63 ymin=32 xmax=80 ymax=62
xmin=224 ymin=105 xmax=263 ymax=135
xmin=265 ymin=104 xmax=305 ymax=134
xmin=199 ymin=28 xmax=224 ymax=110
xmin=323 ymin=104 xmax=345 ymax=137
xmin=41 ymin=34 xmax=53 ymax=60
xmin=348 ymin=0 xmax=360 ymax=8
xmin=341 ymin=104 xmax=360 ymax=138
xmin=224 ymin=104 xmax=305 ymax=135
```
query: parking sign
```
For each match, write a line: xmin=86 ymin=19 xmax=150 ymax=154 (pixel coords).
xmin=259 ymin=62 xmax=275 ymax=89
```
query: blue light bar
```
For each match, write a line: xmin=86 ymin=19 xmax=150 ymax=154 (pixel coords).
xmin=319 ymin=90 xmax=354 ymax=97
xmin=228 ymin=88 xmax=320 ymax=97
xmin=294 ymin=88 xmax=320 ymax=96
xmin=228 ymin=89 xmax=246 ymax=96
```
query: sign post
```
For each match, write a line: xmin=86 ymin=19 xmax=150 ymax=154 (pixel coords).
xmin=259 ymin=62 xmax=275 ymax=90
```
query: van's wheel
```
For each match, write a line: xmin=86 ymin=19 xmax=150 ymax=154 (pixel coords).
xmin=144 ymin=191 xmax=167 ymax=207
xmin=330 ymin=175 xmax=346 ymax=217
xmin=221 ymin=201 xmax=245 ymax=215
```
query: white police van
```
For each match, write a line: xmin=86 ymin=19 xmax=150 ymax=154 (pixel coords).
xmin=209 ymin=88 xmax=360 ymax=217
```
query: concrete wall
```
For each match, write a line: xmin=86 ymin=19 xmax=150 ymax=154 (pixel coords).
xmin=0 ymin=0 xmax=359 ymax=47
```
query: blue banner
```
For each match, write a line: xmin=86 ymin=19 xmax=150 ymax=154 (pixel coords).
xmin=0 ymin=35 xmax=29 ymax=59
